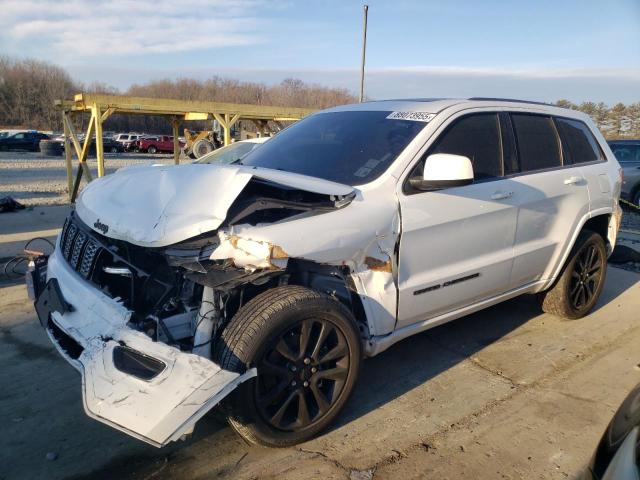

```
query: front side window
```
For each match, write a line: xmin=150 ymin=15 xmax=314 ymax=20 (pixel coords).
xmin=429 ymin=113 xmax=502 ymax=180
xmin=555 ymin=118 xmax=603 ymax=164
xmin=511 ymin=114 xmax=562 ymax=172
xmin=240 ymin=111 xmax=426 ymax=185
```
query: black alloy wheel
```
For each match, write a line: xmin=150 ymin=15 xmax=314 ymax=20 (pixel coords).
xmin=540 ymin=230 xmax=607 ymax=319
xmin=569 ymin=243 xmax=603 ymax=311
xmin=214 ymin=285 xmax=361 ymax=447
xmin=255 ymin=318 xmax=350 ymax=431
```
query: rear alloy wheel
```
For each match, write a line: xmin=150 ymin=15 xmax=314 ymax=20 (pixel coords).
xmin=539 ymin=230 xmax=607 ymax=319
xmin=110 ymin=146 xmax=118 ymax=153
xmin=147 ymin=145 xmax=157 ymax=154
xmin=214 ymin=285 xmax=361 ymax=447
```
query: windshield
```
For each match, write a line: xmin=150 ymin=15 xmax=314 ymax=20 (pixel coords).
xmin=195 ymin=141 xmax=259 ymax=164
xmin=240 ymin=111 xmax=426 ymax=185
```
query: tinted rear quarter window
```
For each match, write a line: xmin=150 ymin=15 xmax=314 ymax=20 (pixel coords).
xmin=555 ymin=118 xmax=603 ymax=164
xmin=511 ymin=114 xmax=562 ymax=172
xmin=430 ymin=113 xmax=502 ymax=180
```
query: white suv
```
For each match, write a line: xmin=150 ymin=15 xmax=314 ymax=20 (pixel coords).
xmin=34 ymin=99 xmax=622 ymax=448
xmin=113 ymin=133 xmax=141 ymax=144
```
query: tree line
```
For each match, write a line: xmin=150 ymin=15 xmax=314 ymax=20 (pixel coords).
xmin=555 ymin=99 xmax=640 ymax=140
xmin=0 ymin=56 xmax=638 ymax=139
xmin=0 ymin=57 xmax=356 ymax=134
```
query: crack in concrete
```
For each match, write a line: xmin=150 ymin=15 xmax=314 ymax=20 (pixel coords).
xmin=425 ymin=336 xmax=520 ymax=387
xmin=297 ymin=447 xmax=354 ymax=477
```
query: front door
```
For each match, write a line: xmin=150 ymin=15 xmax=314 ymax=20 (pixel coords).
xmin=396 ymin=112 xmax=518 ymax=328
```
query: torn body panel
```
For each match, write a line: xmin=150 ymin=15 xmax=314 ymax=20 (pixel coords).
xmin=49 ymin=164 xmax=401 ymax=446
xmin=44 ymin=247 xmax=255 ymax=447
xmin=208 ymin=186 xmax=402 ymax=337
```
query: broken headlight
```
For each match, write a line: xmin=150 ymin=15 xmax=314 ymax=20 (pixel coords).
xmin=164 ymin=237 xmax=219 ymax=273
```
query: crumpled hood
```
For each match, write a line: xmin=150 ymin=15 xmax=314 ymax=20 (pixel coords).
xmin=76 ymin=163 xmax=354 ymax=247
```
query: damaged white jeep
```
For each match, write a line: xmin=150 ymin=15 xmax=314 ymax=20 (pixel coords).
xmin=34 ymin=99 xmax=622 ymax=448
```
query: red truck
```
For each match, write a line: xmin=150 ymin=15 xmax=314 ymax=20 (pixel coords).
xmin=137 ymin=135 xmax=184 ymax=154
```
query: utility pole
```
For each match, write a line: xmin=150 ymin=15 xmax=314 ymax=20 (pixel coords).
xmin=359 ymin=4 xmax=368 ymax=103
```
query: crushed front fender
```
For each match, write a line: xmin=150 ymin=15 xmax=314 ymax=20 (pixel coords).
xmin=41 ymin=248 xmax=255 ymax=447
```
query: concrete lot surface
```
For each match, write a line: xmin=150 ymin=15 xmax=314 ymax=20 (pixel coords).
xmin=0 ymin=266 xmax=639 ymax=480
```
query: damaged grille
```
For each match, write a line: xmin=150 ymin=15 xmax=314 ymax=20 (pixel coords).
xmin=58 ymin=213 xmax=176 ymax=316
xmin=60 ymin=218 xmax=101 ymax=279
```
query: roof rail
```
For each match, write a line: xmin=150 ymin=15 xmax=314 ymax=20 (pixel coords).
xmin=468 ymin=97 xmax=553 ymax=106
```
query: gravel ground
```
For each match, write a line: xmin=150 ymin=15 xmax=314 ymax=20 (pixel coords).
xmin=0 ymin=151 xmax=181 ymax=206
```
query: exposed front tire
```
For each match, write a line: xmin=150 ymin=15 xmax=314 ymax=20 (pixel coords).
xmin=632 ymin=189 xmax=640 ymax=208
xmin=539 ymin=230 xmax=607 ymax=319
xmin=213 ymin=285 xmax=361 ymax=447
xmin=147 ymin=145 xmax=157 ymax=154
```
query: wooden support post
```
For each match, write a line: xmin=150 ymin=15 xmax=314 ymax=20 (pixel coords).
xmin=70 ymin=111 xmax=96 ymax=202
xmin=62 ymin=111 xmax=73 ymax=199
xmin=100 ymin=107 xmax=115 ymax=123
xmin=172 ymin=117 xmax=180 ymax=164
xmin=93 ymin=104 xmax=105 ymax=177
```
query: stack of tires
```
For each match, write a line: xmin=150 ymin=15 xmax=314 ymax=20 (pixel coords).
xmin=39 ymin=140 xmax=63 ymax=156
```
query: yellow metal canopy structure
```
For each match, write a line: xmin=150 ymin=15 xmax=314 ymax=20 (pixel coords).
xmin=56 ymin=93 xmax=316 ymax=202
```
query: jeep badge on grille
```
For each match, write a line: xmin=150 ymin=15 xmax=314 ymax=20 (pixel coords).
xmin=93 ymin=219 xmax=109 ymax=234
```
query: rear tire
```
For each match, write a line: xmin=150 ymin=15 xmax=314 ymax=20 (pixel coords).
xmin=213 ymin=285 xmax=361 ymax=447
xmin=539 ymin=230 xmax=607 ymax=319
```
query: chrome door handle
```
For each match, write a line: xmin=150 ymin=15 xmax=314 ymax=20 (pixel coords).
xmin=491 ymin=191 xmax=513 ymax=200
xmin=564 ymin=176 xmax=583 ymax=185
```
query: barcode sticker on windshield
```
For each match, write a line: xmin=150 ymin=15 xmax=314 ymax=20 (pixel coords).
xmin=387 ymin=111 xmax=435 ymax=122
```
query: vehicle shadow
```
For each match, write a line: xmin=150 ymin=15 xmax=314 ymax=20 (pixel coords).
xmin=64 ymin=266 xmax=640 ymax=479
xmin=330 ymin=265 xmax=639 ymax=429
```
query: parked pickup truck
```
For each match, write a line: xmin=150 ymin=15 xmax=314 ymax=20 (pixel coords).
xmin=138 ymin=135 xmax=185 ymax=154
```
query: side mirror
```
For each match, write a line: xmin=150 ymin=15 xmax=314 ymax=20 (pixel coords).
xmin=409 ymin=153 xmax=474 ymax=191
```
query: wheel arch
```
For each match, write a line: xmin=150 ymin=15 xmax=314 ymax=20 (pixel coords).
xmin=283 ymin=259 xmax=371 ymax=341
xmin=542 ymin=209 xmax=613 ymax=291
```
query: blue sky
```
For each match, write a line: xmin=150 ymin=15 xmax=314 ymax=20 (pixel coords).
xmin=1 ymin=0 xmax=639 ymax=103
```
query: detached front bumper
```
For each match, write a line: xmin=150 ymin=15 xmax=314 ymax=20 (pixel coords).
xmin=36 ymin=246 xmax=255 ymax=447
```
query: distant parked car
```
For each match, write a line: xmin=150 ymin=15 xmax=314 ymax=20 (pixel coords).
xmin=608 ymin=140 xmax=640 ymax=206
xmin=100 ymin=137 xmax=125 ymax=153
xmin=194 ymin=137 xmax=270 ymax=164
xmin=0 ymin=131 xmax=50 ymax=151
xmin=138 ymin=135 xmax=185 ymax=154
xmin=114 ymin=133 xmax=142 ymax=147
xmin=50 ymin=136 xmax=125 ymax=155
xmin=0 ymin=129 xmax=27 ymax=139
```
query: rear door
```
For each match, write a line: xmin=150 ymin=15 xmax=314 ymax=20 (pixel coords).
xmin=555 ymin=117 xmax=611 ymax=212
xmin=505 ymin=113 xmax=590 ymax=289
xmin=397 ymin=112 xmax=518 ymax=327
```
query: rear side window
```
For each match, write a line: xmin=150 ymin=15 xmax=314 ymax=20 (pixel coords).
xmin=430 ymin=113 xmax=502 ymax=180
xmin=555 ymin=118 xmax=603 ymax=164
xmin=610 ymin=144 xmax=640 ymax=163
xmin=511 ymin=114 xmax=562 ymax=172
